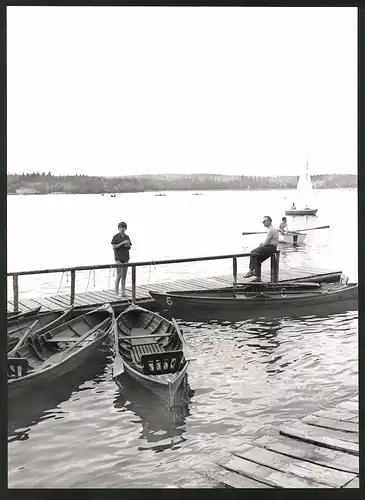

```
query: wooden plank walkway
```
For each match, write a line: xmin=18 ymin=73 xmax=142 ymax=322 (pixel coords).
xmin=7 ymin=266 xmax=342 ymax=314
xmin=177 ymin=392 xmax=359 ymax=488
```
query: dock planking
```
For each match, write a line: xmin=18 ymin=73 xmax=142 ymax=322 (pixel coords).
xmin=178 ymin=393 xmax=359 ymax=489
xmin=301 ymin=414 xmax=358 ymax=434
xmin=7 ymin=266 xmax=343 ymax=314
xmin=312 ymin=409 xmax=358 ymax=424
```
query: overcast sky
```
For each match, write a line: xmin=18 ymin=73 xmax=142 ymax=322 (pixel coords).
xmin=7 ymin=7 xmax=357 ymax=177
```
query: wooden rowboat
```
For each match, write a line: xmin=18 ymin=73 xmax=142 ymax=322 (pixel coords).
xmin=114 ymin=304 xmax=193 ymax=407
xmin=149 ymin=281 xmax=358 ymax=322
xmin=7 ymin=306 xmax=42 ymax=325
xmin=7 ymin=306 xmax=75 ymax=352
xmin=278 ymin=232 xmax=306 ymax=244
xmin=285 ymin=208 xmax=318 ymax=216
xmin=8 ymin=307 xmax=112 ymax=398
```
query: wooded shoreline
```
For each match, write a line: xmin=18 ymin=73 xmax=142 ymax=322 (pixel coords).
xmin=7 ymin=172 xmax=357 ymax=195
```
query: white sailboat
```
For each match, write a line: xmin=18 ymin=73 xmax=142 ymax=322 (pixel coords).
xmin=285 ymin=157 xmax=318 ymax=216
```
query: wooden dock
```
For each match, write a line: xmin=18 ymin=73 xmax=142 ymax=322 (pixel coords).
xmin=176 ymin=393 xmax=359 ymax=489
xmin=7 ymin=265 xmax=342 ymax=314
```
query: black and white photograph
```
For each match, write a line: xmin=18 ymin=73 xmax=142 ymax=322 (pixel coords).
xmin=7 ymin=6 xmax=358 ymax=489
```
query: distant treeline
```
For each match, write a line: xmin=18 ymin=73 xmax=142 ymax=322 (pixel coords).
xmin=7 ymin=172 xmax=357 ymax=194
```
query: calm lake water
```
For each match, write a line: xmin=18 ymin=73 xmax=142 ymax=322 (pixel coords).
xmin=7 ymin=188 xmax=358 ymax=488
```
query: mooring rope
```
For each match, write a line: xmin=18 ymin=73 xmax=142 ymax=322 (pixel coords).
xmin=145 ymin=260 xmax=156 ymax=286
xmin=56 ymin=271 xmax=65 ymax=295
xmin=85 ymin=270 xmax=92 ymax=292
xmin=108 ymin=266 xmax=112 ymax=289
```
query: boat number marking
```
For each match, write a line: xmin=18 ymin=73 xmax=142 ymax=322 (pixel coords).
xmin=166 ymin=296 xmax=173 ymax=306
xmin=280 ymin=287 xmax=287 ymax=297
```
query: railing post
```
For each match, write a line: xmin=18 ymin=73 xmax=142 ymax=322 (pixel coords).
xmin=132 ymin=265 xmax=136 ymax=303
xmin=232 ymin=257 xmax=237 ymax=286
xmin=13 ymin=275 xmax=19 ymax=312
xmin=271 ymin=251 xmax=280 ymax=282
xmin=70 ymin=269 xmax=76 ymax=305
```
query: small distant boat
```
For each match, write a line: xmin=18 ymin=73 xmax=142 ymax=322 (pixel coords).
xmin=114 ymin=304 xmax=193 ymax=406
xmin=8 ymin=307 xmax=112 ymax=398
xmin=111 ymin=194 xmax=116 ymax=198
xmin=192 ymin=193 xmax=202 ymax=196
xmin=155 ymin=193 xmax=167 ymax=196
xmin=286 ymin=158 xmax=318 ymax=216
xmin=279 ymin=232 xmax=306 ymax=245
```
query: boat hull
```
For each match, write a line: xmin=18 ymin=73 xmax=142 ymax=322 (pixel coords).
xmin=7 ymin=306 xmax=42 ymax=325
xmin=279 ymin=232 xmax=306 ymax=244
xmin=285 ymin=209 xmax=318 ymax=216
xmin=8 ymin=312 xmax=111 ymax=398
xmin=119 ymin=359 xmax=189 ymax=406
xmin=149 ymin=283 xmax=358 ymax=322
xmin=8 ymin=332 xmax=108 ymax=399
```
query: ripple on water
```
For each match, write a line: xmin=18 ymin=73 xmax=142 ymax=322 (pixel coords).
xmin=8 ymin=310 xmax=358 ymax=488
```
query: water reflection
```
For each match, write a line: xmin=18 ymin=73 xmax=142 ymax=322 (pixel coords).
xmin=8 ymin=348 xmax=110 ymax=443
xmin=232 ymin=319 xmax=285 ymax=376
xmin=113 ymin=374 xmax=194 ymax=453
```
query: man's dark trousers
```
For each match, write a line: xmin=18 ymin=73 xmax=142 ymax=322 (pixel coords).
xmin=249 ymin=245 xmax=277 ymax=277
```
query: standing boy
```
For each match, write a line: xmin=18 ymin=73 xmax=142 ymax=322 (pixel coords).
xmin=111 ymin=222 xmax=132 ymax=297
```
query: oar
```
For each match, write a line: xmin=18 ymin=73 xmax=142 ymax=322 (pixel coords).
xmin=296 ymin=225 xmax=330 ymax=232
xmin=111 ymin=308 xmax=124 ymax=378
xmin=172 ymin=318 xmax=196 ymax=362
xmin=8 ymin=319 xmax=39 ymax=357
xmin=242 ymin=225 xmax=330 ymax=235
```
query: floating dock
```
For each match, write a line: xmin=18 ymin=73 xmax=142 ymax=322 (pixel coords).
xmin=7 ymin=265 xmax=342 ymax=314
xmin=176 ymin=393 xmax=359 ymax=489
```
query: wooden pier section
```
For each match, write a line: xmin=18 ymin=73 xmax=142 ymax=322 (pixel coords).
xmin=176 ymin=393 xmax=359 ymax=489
xmin=7 ymin=250 xmax=342 ymax=314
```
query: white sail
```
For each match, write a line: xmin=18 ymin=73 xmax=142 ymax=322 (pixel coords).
xmin=294 ymin=161 xmax=315 ymax=209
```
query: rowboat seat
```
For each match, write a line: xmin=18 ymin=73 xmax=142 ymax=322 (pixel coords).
xmin=8 ymin=357 xmax=30 ymax=378
xmin=140 ymin=350 xmax=183 ymax=375
xmin=132 ymin=342 xmax=164 ymax=365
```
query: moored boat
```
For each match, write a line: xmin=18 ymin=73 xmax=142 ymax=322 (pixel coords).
xmin=113 ymin=304 xmax=194 ymax=407
xmin=7 ymin=306 xmax=75 ymax=352
xmin=7 ymin=306 xmax=42 ymax=325
xmin=149 ymin=280 xmax=358 ymax=322
xmin=8 ymin=306 xmax=112 ymax=398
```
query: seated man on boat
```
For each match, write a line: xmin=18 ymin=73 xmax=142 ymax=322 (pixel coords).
xmin=278 ymin=217 xmax=288 ymax=234
xmin=291 ymin=203 xmax=296 ymax=210
xmin=244 ymin=216 xmax=278 ymax=281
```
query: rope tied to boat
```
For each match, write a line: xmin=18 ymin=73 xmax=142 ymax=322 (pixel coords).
xmin=56 ymin=271 xmax=65 ymax=296
xmin=108 ymin=266 xmax=112 ymax=289
xmin=93 ymin=269 xmax=96 ymax=288
xmin=86 ymin=269 xmax=92 ymax=292
xmin=146 ymin=260 xmax=157 ymax=286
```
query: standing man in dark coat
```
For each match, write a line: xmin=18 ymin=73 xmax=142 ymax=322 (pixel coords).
xmin=111 ymin=222 xmax=132 ymax=297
